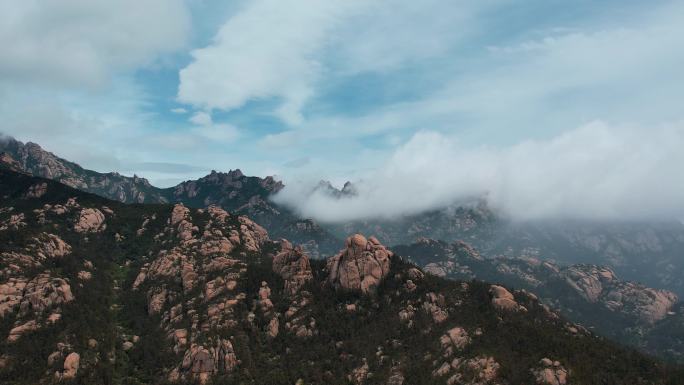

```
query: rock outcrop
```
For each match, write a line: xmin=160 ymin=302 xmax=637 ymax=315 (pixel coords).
xmin=489 ymin=285 xmax=522 ymax=312
xmin=326 ymin=234 xmax=393 ymax=294
xmin=73 ymin=208 xmax=106 ymax=233
xmin=273 ymin=240 xmax=313 ymax=295
xmin=561 ymin=265 xmax=677 ymax=324
xmin=61 ymin=352 xmax=80 ymax=379
xmin=533 ymin=358 xmax=568 ymax=385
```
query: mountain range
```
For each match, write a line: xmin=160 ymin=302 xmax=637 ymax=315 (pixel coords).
xmin=2 ymin=136 xmax=684 ymax=384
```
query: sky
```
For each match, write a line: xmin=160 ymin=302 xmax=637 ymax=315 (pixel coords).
xmin=1 ymin=0 xmax=683 ymax=221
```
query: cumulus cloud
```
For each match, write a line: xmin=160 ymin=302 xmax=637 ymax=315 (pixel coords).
xmin=0 ymin=0 xmax=190 ymax=88
xmin=178 ymin=0 xmax=365 ymax=125
xmin=176 ymin=0 xmax=492 ymax=125
xmin=273 ymin=121 xmax=684 ymax=222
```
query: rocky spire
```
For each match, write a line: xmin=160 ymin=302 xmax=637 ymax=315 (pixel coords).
xmin=325 ymin=234 xmax=393 ymax=294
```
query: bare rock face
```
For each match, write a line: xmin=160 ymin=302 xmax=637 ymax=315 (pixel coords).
xmin=178 ymin=340 xmax=239 ymax=384
xmin=434 ymin=353 xmax=501 ymax=384
xmin=73 ymin=208 xmax=105 ymax=233
xmin=561 ymin=265 xmax=677 ymax=324
xmin=326 ymin=234 xmax=393 ymax=294
xmin=489 ymin=285 xmax=521 ymax=312
xmin=31 ymin=233 xmax=71 ymax=259
xmin=267 ymin=317 xmax=279 ymax=338
xmin=7 ymin=320 xmax=38 ymax=342
xmin=19 ymin=273 xmax=74 ymax=316
xmin=0 ymin=278 xmax=28 ymax=317
xmin=237 ymin=216 xmax=268 ymax=252
xmin=170 ymin=204 xmax=190 ymax=226
xmin=440 ymin=327 xmax=471 ymax=357
xmin=62 ymin=352 xmax=80 ymax=379
xmin=273 ymin=240 xmax=313 ymax=295
xmin=387 ymin=365 xmax=405 ymax=385
xmin=423 ymin=292 xmax=449 ymax=324
xmin=562 ymin=266 xmax=611 ymax=302
xmin=533 ymin=358 xmax=568 ymax=385
xmin=348 ymin=359 xmax=370 ymax=385
xmin=25 ymin=182 xmax=48 ymax=198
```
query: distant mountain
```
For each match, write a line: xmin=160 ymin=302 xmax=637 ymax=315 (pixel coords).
xmin=0 ymin=137 xmax=167 ymax=204
xmin=331 ymin=205 xmax=684 ymax=298
xmin=0 ymin=167 xmax=681 ymax=384
xmin=0 ymin=137 xmax=342 ymax=256
xmin=394 ymin=238 xmax=684 ymax=362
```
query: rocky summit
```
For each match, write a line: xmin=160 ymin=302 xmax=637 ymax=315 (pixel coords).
xmin=1 ymin=168 xmax=682 ymax=384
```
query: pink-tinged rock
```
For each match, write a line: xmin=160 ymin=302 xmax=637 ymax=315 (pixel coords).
xmin=0 ymin=278 xmax=28 ymax=317
xmin=170 ymin=204 xmax=190 ymax=225
xmin=19 ymin=273 xmax=74 ymax=316
xmin=62 ymin=352 xmax=80 ymax=379
xmin=32 ymin=233 xmax=71 ymax=259
xmin=273 ymin=240 xmax=313 ymax=295
xmin=440 ymin=327 xmax=471 ymax=357
xmin=326 ymin=234 xmax=393 ymax=294
xmin=77 ymin=271 xmax=92 ymax=281
xmin=490 ymin=285 xmax=521 ymax=311
xmin=267 ymin=317 xmax=279 ymax=338
xmin=25 ymin=182 xmax=48 ymax=198
xmin=237 ymin=216 xmax=268 ymax=252
xmin=73 ymin=208 xmax=105 ymax=233
xmin=7 ymin=320 xmax=38 ymax=342
xmin=148 ymin=288 xmax=167 ymax=315
xmin=534 ymin=358 xmax=568 ymax=385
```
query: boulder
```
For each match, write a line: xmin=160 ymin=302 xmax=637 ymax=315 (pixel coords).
xmin=73 ymin=208 xmax=105 ymax=233
xmin=62 ymin=352 xmax=80 ymax=379
xmin=533 ymin=358 xmax=568 ymax=385
xmin=490 ymin=285 xmax=520 ymax=311
xmin=326 ymin=234 xmax=393 ymax=294
xmin=273 ymin=240 xmax=313 ymax=295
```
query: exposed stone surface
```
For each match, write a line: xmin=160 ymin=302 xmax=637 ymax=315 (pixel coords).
xmin=440 ymin=327 xmax=471 ymax=357
xmin=1 ymin=138 xmax=164 ymax=204
xmin=561 ymin=265 xmax=677 ymax=324
xmin=73 ymin=208 xmax=105 ymax=233
xmin=177 ymin=340 xmax=239 ymax=384
xmin=30 ymin=233 xmax=71 ymax=259
xmin=273 ymin=239 xmax=313 ymax=295
xmin=7 ymin=320 xmax=38 ymax=342
xmin=326 ymin=234 xmax=393 ymax=294
xmin=533 ymin=358 xmax=568 ymax=385
xmin=61 ymin=352 xmax=80 ymax=379
xmin=0 ymin=278 xmax=28 ymax=317
xmin=25 ymin=182 xmax=48 ymax=198
xmin=20 ymin=273 xmax=74 ymax=316
xmin=423 ymin=292 xmax=449 ymax=324
xmin=77 ymin=271 xmax=92 ymax=281
xmin=348 ymin=359 xmax=370 ymax=385
xmin=489 ymin=285 xmax=521 ymax=312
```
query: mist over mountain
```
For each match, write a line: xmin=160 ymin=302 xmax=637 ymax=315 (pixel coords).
xmin=273 ymin=122 xmax=684 ymax=223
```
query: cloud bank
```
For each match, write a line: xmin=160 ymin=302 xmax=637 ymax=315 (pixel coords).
xmin=0 ymin=0 xmax=190 ymax=88
xmin=273 ymin=121 xmax=684 ymax=222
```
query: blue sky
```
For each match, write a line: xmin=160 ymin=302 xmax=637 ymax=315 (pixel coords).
xmin=1 ymin=0 xmax=684 ymax=220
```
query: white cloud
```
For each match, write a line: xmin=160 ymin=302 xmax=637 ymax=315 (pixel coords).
xmin=0 ymin=0 xmax=190 ymax=88
xmin=273 ymin=121 xmax=684 ymax=222
xmin=189 ymin=111 xmax=213 ymax=126
xmin=178 ymin=0 xmax=365 ymax=124
xmin=171 ymin=107 xmax=188 ymax=114
xmin=193 ymin=124 xmax=239 ymax=143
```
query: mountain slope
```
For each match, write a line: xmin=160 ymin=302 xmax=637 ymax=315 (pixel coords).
xmin=393 ymin=238 xmax=683 ymax=362
xmin=0 ymin=168 xmax=682 ymax=384
xmin=0 ymin=137 xmax=342 ymax=256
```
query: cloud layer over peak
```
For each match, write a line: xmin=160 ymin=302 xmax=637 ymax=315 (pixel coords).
xmin=273 ymin=121 xmax=684 ymax=222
